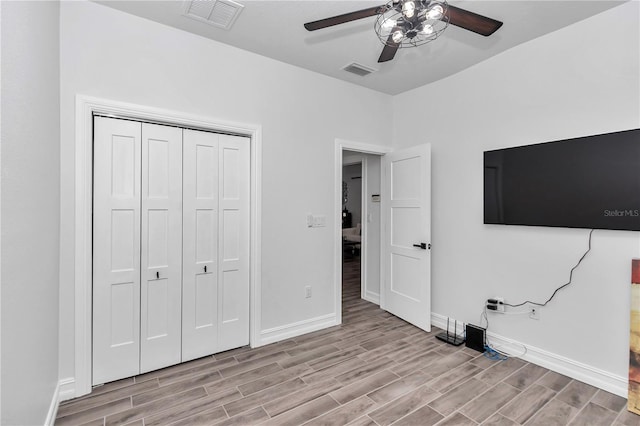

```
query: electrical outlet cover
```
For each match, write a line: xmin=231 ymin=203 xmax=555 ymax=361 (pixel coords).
xmin=530 ymin=308 xmax=540 ymax=320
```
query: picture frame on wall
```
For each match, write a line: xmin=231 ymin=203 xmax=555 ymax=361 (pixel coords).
xmin=629 ymin=258 xmax=640 ymax=414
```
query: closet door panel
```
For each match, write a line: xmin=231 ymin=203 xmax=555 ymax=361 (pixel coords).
xmin=182 ymin=129 xmax=219 ymax=361
xmin=218 ymin=135 xmax=250 ymax=351
xmin=93 ymin=117 xmax=141 ymax=385
xmin=140 ymin=123 xmax=183 ymax=373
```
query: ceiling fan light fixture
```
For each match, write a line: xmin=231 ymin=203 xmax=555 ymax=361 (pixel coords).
xmin=375 ymin=0 xmax=449 ymax=48
xmin=305 ymin=0 xmax=503 ymax=64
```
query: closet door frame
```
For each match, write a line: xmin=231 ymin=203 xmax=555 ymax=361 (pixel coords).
xmin=73 ymin=95 xmax=263 ymax=398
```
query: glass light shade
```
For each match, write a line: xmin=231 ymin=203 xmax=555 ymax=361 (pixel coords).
xmin=392 ymin=30 xmax=404 ymax=43
xmin=425 ymin=4 xmax=444 ymax=20
xmin=402 ymin=1 xmax=415 ymax=18
xmin=382 ymin=18 xmax=397 ymax=30
xmin=422 ymin=24 xmax=434 ymax=35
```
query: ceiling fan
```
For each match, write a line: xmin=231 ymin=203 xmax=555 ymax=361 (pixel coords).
xmin=304 ymin=0 xmax=503 ymax=63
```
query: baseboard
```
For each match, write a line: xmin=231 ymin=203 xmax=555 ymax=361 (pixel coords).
xmin=431 ymin=312 xmax=466 ymax=336
xmin=486 ymin=331 xmax=627 ymax=397
xmin=431 ymin=312 xmax=627 ymax=397
xmin=363 ymin=290 xmax=380 ymax=305
xmin=58 ymin=377 xmax=77 ymax=402
xmin=44 ymin=380 xmax=62 ymax=426
xmin=258 ymin=313 xmax=338 ymax=346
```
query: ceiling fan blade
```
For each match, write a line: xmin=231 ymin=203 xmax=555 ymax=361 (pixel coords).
xmin=304 ymin=5 xmax=387 ymax=31
xmin=378 ymin=34 xmax=400 ymax=63
xmin=445 ymin=5 xmax=503 ymax=36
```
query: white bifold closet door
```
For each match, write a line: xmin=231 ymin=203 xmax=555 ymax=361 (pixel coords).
xmin=93 ymin=116 xmax=249 ymax=385
xmin=93 ymin=117 xmax=142 ymax=385
xmin=140 ymin=123 xmax=183 ymax=373
xmin=216 ymin=134 xmax=250 ymax=350
xmin=182 ymin=130 xmax=250 ymax=361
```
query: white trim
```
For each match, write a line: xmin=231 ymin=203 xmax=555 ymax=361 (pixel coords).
xmin=58 ymin=378 xmax=76 ymax=403
xmin=431 ymin=312 xmax=628 ymax=397
xmin=45 ymin=378 xmax=76 ymax=425
xmin=335 ymin=139 xmax=390 ymax=327
xmin=487 ymin=329 xmax=627 ymax=397
xmin=431 ymin=312 xmax=466 ymax=336
xmin=74 ymin=95 xmax=262 ymax=398
xmin=44 ymin=381 xmax=61 ymax=426
xmin=364 ymin=290 xmax=380 ymax=305
xmin=259 ymin=314 xmax=338 ymax=346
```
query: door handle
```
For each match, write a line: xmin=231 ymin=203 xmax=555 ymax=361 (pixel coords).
xmin=204 ymin=265 xmax=207 ymax=273
xmin=156 ymin=271 xmax=160 ymax=279
xmin=413 ymin=243 xmax=430 ymax=250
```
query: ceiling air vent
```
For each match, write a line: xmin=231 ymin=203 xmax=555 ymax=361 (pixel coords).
xmin=183 ymin=0 xmax=244 ymax=30
xmin=342 ymin=63 xmax=377 ymax=77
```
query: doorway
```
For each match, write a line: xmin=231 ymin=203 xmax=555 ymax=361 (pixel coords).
xmin=338 ymin=146 xmax=384 ymax=321
xmin=334 ymin=140 xmax=432 ymax=334
xmin=342 ymin=160 xmax=363 ymax=316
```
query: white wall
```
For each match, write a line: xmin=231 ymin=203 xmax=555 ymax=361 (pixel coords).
xmin=58 ymin=1 xmax=393 ymax=384
xmin=393 ymin=1 xmax=639 ymax=385
xmin=1 ymin=1 xmax=61 ymax=424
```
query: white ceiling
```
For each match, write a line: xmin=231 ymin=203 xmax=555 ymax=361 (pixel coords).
xmin=95 ymin=0 xmax=624 ymax=95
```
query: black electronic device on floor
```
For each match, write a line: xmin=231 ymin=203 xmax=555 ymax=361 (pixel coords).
xmin=465 ymin=324 xmax=486 ymax=353
xmin=435 ymin=317 xmax=465 ymax=346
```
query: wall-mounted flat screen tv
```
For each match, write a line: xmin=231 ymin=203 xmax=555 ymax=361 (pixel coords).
xmin=484 ymin=128 xmax=640 ymax=231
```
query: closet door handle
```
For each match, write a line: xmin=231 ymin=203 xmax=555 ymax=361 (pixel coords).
xmin=204 ymin=265 xmax=207 ymax=273
xmin=156 ymin=271 xmax=159 ymax=279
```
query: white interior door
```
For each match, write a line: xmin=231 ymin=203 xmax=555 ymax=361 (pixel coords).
xmin=182 ymin=129 xmax=219 ymax=361
xmin=382 ymin=144 xmax=431 ymax=331
xmin=218 ymin=135 xmax=250 ymax=351
xmin=93 ymin=117 xmax=142 ymax=385
xmin=140 ymin=123 xmax=183 ymax=373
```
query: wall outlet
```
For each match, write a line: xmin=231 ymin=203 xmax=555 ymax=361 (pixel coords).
xmin=305 ymin=286 xmax=312 ymax=298
xmin=495 ymin=297 xmax=505 ymax=313
xmin=530 ymin=307 xmax=540 ymax=320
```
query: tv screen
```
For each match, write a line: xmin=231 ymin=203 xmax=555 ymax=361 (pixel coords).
xmin=484 ymin=128 xmax=640 ymax=231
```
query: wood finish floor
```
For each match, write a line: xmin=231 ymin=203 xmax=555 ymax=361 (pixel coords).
xmin=57 ymin=257 xmax=639 ymax=426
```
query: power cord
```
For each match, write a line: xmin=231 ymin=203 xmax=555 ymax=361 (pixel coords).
xmin=484 ymin=345 xmax=508 ymax=361
xmin=479 ymin=306 xmax=529 ymax=360
xmin=479 ymin=229 xmax=594 ymax=361
xmin=503 ymin=229 xmax=595 ymax=308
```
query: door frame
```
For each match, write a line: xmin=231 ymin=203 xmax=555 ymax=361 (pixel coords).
xmin=74 ymin=95 xmax=262 ymax=397
xmin=334 ymin=139 xmax=391 ymax=325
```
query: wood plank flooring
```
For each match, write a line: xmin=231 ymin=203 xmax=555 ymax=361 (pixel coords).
xmin=56 ymin=257 xmax=638 ymax=425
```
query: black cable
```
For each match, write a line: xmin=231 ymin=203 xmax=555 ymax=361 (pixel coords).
xmin=503 ymin=229 xmax=594 ymax=308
